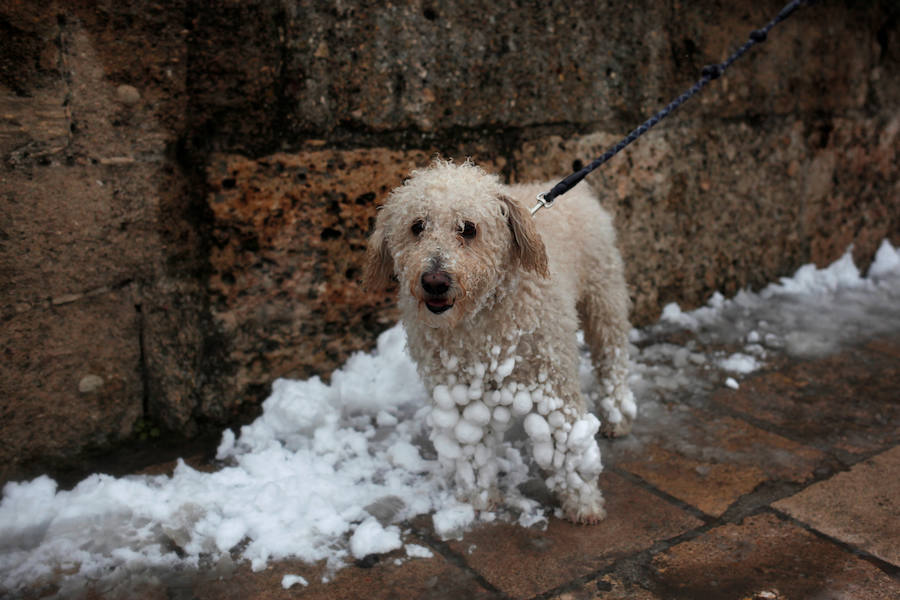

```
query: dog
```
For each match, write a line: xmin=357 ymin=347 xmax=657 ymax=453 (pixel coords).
xmin=364 ymin=159 xmax=634 ymax=523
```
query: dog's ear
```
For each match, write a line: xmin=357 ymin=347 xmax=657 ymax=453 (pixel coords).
xmin=500 ymin=194 xmax=549 ymax=277
xmin=363 ymin=216 xmax=395 ymax=290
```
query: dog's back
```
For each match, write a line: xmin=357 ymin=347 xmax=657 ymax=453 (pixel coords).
xmin=504 ymin=180 xmax=633 ymax=437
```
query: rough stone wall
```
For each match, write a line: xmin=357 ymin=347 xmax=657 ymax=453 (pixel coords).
xmin=1 ymin=0 xmax=897 ymax=482
xmin=1 ymin=0 xmax=201 ymax=480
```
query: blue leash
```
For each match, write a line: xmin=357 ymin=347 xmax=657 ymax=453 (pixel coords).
xmin=531 ymin=0 xmax=816 ymax=216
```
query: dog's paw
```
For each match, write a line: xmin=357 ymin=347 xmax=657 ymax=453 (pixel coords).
xmin=600 ymin=417 xmax=633 ymax=438
xmin=560 ymin=486 xmax=606 ymax=525
xmin=598 ymin=392 xmax=636 ymax=438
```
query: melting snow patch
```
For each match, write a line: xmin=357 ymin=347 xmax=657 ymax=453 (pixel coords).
xmin=404 ymin=543 xmax=434 ymax=559
xmin=432 ymin=503 xmax=476 ymax=540
xmin=869 ymin=239 xmax=900 ymax=279
xmin=281 ymin=574 xmax=308 ymax=589
xmin=349 ymin=518 xmax=402 ymax=559
xmin=718 ymin=352 xmax=761 ymax=374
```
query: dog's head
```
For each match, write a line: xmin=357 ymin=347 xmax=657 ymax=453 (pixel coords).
xmin=365 ymin=159 xmax=548 ymax=328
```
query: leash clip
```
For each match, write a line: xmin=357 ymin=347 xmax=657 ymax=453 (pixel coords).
xmin=530 ymin=192 xmax=555 ymax=216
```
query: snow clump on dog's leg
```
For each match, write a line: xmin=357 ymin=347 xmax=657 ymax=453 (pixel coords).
xmin=522 ymin=394 xmax=606 ymax=524
xmin=597 ymin=346 xmax=636 ymax=438
xmin=428 ymin=379 xmax=502 ymax=511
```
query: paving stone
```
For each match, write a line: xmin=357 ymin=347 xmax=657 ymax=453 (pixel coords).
xmin=774 ymin=445 xmax=900 ymax=568
xmin=713 ymin=343 xmax=900 ymax=454
xmin=550 ymin=574 xmax=661 ymax=600
xmin=439 ymin=471 xmax=702 ymax=599
xmin=864 ymin=336 xmax=900 ymax=361
xmin=605 ymin=406 xmax=825 ymax=517
xmin=647 ymin=513 xmax=900 ymax=600
xmin=98 ymin=541 xmax=495 ymax=600
xmin=189 ymin=548 xmax=495 ymax=600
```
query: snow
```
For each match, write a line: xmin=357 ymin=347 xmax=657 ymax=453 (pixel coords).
xmin=2 ymin=242 xmax=899 ymax=595
xmin=432 ymin=503 xmax=475 ymax=540
xmin=281 ymin=574 xmax=308 ymax=589
xmin=869 ymin=239 xmax=900 ymax=279
xmin=494 ymin=356 xmax=516 ymax=381
xmin=349 ymin=518 xmax=402 ymax=559
xmin=512 ymin=390 xmax=533 ymax=415
xmin=453 ymin=419 xmax=484 ymax=444
xmin=432 ymin=384 xmax=454 ymax=410
xmin=450 ymin=384 xmax=469 ymax=405
xmin=430 ymin=406 xmax=459 ymax=429
xmin=404 ymin=544 xmax=433 ymax=558
xmin=491 ymin=405 xmax=511 ymax=425
xmin=718 ymin=352 xmax=761 ymax=374
xmin=524 ymin=413 xmax=552 ymax=442
xmin=462 ymin=402 xmax=491 ymax=426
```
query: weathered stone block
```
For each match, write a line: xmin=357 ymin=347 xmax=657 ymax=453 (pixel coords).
xmin=185 ymin=1 xmax=895 ymax=154
xmin=205 ymin=149 xmax=427 ymax=397
xmin=0 ymin=90 xmax=69 ymax=162
xmin=139 ymin=276 xmax=210 ymax=432
xmin=0 ymin=288 xmax=142 ymax=482
xmin=666 ymin=2 xmax=880 ymax=118
xmin=204 ymin=147 xmax=512 ymax=403
xmin=1 ymin=162 xmax=164 ymax=307
xmin=281 ymin=1 xmax=670 ymax=133
xmin=1 ymin=0 xmax=197 ymax=476
xmin=803 ymin=115 xmax=900 ymax=266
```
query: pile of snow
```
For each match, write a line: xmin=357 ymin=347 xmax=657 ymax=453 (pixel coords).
xmin=639 ymin=240 xmax=900 ymax=394
xmin=1 ymin=241 xmax=899 ymax=595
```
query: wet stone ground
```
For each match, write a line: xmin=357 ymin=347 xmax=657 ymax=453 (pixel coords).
xmin=44 ymin=326 xmax=899 ymax=600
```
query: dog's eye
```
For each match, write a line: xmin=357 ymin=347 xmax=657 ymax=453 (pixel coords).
xmin=411 ymin=220 xmax=425 ymax=236
xmin=459 ymin=221 xmax=477 ymax=240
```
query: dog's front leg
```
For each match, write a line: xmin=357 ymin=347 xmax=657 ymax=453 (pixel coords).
xmin=524 ymin=404 xmax=606 ymax=524
xmin=429 ymin=385 xmax=502 ymax=510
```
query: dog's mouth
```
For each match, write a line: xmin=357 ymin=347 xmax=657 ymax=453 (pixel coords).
xmin=424 ymin=296 xmax=454 ymax=314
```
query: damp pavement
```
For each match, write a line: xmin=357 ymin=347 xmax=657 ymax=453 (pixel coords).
xmin=33 ymin=329 xmax=900 ymax=600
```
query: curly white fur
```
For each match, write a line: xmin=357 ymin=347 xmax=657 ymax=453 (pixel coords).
xmin=365 ymin=159 xmax=634 ymax=523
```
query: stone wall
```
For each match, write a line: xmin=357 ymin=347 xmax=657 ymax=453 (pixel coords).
xmin=2 ymin=0 xmax=898 ymax=482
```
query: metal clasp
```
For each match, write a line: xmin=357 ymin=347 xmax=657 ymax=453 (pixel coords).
xmin=530 ymin=192 xmax=555 ymax=216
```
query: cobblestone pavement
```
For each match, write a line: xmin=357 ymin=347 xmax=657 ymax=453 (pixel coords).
xmin=73 ymin=334 xmax=898 ymax=600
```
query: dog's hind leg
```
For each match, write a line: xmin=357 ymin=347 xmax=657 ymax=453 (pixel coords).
xmin=577 ymin=262 xmax=636 ymax=438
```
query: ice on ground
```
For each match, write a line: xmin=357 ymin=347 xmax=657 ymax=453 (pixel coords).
xmin=349 ymin=518 xmax=402 ymax=559
xmin=634 ymin=241 xmax=900 ymax=394
xmin=281 ymin=574 xmax=308 ymax=589
xmin=718 ymin=352 xmax=761 ymax=374
xmin=2 ymin=243 xmax=900 ymax=596
xmin=869 ymin=239 xmax=900 ymax=279
xmin=432 ymin=503 xmax=476 ymax=540
xmin=404 ymin=543 xmax=433 ymax=559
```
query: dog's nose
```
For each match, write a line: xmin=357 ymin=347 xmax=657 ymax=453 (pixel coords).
xmin=421 ymin=271 xmax=451 ymax=295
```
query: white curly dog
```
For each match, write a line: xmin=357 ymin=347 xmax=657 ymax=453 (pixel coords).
xmin=365 ymin=159 xmax=634 ymax=523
